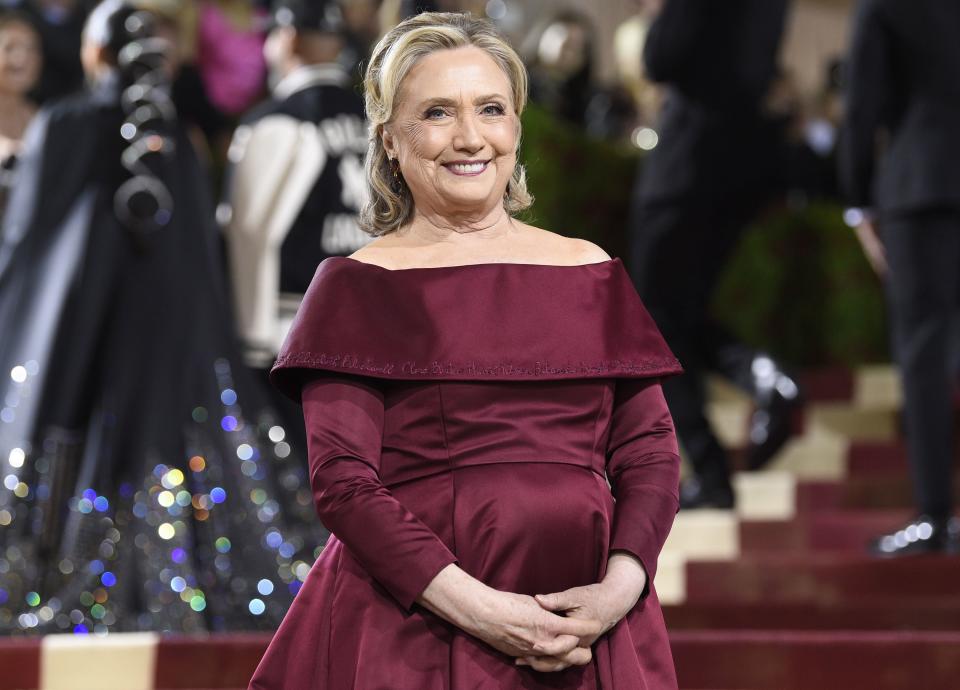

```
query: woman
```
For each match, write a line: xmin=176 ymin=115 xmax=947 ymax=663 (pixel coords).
xmin=0 ymin=0 xmax=322 ymax=634
xmin=250 ymin=12 xmax=682 ymax=689
xmin=0 ymin=10 xmax=42 ymax=218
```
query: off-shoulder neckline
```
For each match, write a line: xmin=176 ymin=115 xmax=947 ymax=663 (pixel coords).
xmin=331 ymin=255 xmax=622 ymax=273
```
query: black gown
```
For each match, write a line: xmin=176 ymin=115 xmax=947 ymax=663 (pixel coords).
xmin=0 ymin=78 xmax=324 ymax=634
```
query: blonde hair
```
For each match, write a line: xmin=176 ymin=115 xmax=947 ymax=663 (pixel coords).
xmin=360 ymin=12 xmax=533 ymax=236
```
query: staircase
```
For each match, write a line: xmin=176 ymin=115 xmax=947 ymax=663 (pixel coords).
xmin=661 ymin=366 xmax=960 ymax=689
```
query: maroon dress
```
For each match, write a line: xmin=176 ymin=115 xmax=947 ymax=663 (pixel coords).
xmin=249 ymin=257 xmax=684 ymax=689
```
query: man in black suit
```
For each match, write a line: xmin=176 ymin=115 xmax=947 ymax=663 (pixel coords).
xmin=840 ymin=0 xmax=960 ymax=555
xmin=629 ymin=0 xmax=798 ymax=509
xmin=221 ymin=0 xmax=370 ymax=449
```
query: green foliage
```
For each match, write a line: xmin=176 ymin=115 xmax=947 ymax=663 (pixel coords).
xmin=519 ymin=104 xmax=638 ymax=259
xmin=711 ymin=203 xmax=889 ymax=366
xmin=519 ymin=105 xmax=889 ymax=366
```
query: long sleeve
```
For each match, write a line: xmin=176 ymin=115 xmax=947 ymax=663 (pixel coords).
xmin=302 ymin=376 xmax=457 ymax=611
xmin=605 ymin=378 xmax=681 ymax=594
xmin=839 ymin=0 xmax=893 ymax=208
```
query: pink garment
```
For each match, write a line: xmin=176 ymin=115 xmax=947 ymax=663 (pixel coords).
xmin=250 ymin=258 xmax=683 ymax=689
xmin=196 ymin=2 xmax=267 ymax=115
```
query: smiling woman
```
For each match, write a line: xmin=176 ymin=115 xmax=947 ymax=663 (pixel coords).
xmin=360 ymin=12 xmax=533 ymax=237
xmin=249 ymin=11 xmax=683 ymax=690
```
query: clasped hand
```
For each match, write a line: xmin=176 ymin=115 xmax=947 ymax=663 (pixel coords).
xmin=513 ymin=553 xmax=649 ymax=672
xmin=419 ymin=555 xmax=647 ymax=673
xmin=470 ymin=590 xmax=602 ymax=672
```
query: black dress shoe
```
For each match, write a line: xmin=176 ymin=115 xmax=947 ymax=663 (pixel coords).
xmin=679 ymin=477 xmax=735 ymax=510
xmin=745 ymin=355 xmax=801 ymax=471
xmin=869 ymin=515 xmax=960 ymax=557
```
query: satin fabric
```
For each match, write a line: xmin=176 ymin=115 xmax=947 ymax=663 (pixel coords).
xmin=251 ymin=259 xmax=682 ymax=689
xmin=271 ymin=257 xmax=682 ymax=394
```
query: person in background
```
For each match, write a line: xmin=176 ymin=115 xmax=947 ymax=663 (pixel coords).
xmin=0 ymin=0 xmax=322 ymax=635
xmin=629 ymin=0 xmax=799 ymax=509
xmin=840 ymin=0 xmax=960 ymax=555
xmin=525 ymin=10 xmax=596 ymax=129
xmin=221 ymin=0 xmax=369 ymax=449
xmin=338 ymin=0 xmax=381 ymax=79
xmin=0 ymin=10 xmax=41 ymax=218
xmin=17 ymin=0 xmax=92 ymax=103
xmin=612 ymin=0 xmax=663 ymax=131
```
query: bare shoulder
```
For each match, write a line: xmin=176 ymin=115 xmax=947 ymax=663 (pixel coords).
xmin=518 ymin=223 xmax=612 ymax=265
xmin=346 ymin=236 xmax=407 ymax=269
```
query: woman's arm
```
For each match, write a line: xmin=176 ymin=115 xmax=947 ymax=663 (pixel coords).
xmin=531 ymin=379 xmax=680 ymax=650
xmin=303 ymin=376 xmax=601 ymax=665
xmin=604 ymin=378 xmax=681 ymax=595
xmin=303 ymin=376 xmax=457 ymax=610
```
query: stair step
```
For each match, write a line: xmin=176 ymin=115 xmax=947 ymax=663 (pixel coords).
xmin=0 ymin=638 xmax=40 ymax=690
xmin=664 ymin=601 xmax=960 ymax=630
xmin=846 ymin=440 xmax=909 ymax=476
xmin=670 ymin=629 xmax=960 ymax=690
xmin=685 ymin=554 xmax=960 ymax=604
xmin=740 ymin=509 xmax=912 ymax=553
xmin=797 ymin=367 xmax=855 ymax=402
xmin=797 ymin=476 xmax=960 ymax=511
xmin=155 ymin=634 xmax=267 ymax=689
xmin=847 ymin=440 xmax=960 ymax=476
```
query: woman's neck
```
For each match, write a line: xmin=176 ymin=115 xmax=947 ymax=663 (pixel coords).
xmin=406 ymin=204 xmax=516 ymax=244
xmin=0 ymin=92 xmax=35 ymax=138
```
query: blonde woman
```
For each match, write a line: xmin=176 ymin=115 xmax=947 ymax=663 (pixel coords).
xmin=251 ymin=12 xmax=682 ymax=689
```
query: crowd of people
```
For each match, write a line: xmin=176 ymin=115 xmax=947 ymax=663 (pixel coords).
xmin=0 ymin=0 xmax=955 ymax=669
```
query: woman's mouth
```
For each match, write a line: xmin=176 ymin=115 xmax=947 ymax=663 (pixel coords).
xmin=443 ymin=160 xmax=489 ymax=176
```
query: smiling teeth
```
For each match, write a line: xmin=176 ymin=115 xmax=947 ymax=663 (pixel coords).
xmin=449 ymin=162 xmax=486 ymax=173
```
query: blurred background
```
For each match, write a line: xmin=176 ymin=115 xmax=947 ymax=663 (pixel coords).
xmin=1 ymin=0 xmax=959 ymax=688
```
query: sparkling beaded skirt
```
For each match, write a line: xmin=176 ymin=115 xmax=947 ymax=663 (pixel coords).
xmin=0 ymin=161 xmax=325 ymax=635
xmin=0 ymin=356 xmax=324 ymax=635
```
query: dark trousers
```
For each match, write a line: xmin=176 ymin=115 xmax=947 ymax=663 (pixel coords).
xmin=630 ymin=197 xmax=763 ymax=489
xmin=882 ymin=208 xmax=960 ymax=519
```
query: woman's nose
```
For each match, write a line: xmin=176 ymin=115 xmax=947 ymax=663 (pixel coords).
xmin=452 ymin=113 xmax=484 ymax=152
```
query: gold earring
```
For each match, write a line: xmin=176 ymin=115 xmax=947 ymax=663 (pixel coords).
xmin=390 ymin=158 xmax=403 ymax=192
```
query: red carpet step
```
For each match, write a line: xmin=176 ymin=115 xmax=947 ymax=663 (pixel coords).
xmin=685 ymin=553 xmax=960 ymax=605
xmin=0 ymin=633 xmax=270 ymax=690
xmin=664 ymin=601 xmax=960 ymax=631
xmin=796 ymin=476 xmax=960 ymax=512
xmin=155 ymin=634 xmax=268 ymax=689
xmin=670 ymin=629 xmax=960 ymax=690
xmin=847 ymin=440 xmax=960 ymax=476
xmin=740 ymin=509 xmax=912 ymax=554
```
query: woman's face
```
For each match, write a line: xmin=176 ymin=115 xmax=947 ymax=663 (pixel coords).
xmin=382 ymin=46 xmax=519 ymax=219
xmin=0 ymin=21 xmax=42 ymax=97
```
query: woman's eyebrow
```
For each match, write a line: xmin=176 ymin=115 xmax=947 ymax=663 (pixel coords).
xmin=415 ymin=97 xmax=458 ymax=109
xmin=473 ymin=93 xmax=509 ymax=104
xmin=414 ymin=93 xmax=510 ymax=109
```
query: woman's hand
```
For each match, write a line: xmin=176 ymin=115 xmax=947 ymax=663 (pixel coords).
xmin=417 ymin=564 xmax=602 ymax=670
xmin=469 ymin=589 xmax=602 ymax=662
xmin=521 ymin=553 xmax=649 ymax=666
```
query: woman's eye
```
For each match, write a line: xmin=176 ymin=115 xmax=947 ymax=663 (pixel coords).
xmin=425 ymin=107 xmax=447 ymax=119
xmin=482 ymin=104 xmax=505 ymax=116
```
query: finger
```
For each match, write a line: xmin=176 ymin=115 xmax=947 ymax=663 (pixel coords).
xmin=531 ymin=633 xmax=580 ymax=657
xmin=526 ymin=656 xmax=571 ymax=673
xmin=552 ymin=615 xmax=604 ymax=640
xmin=520 ymin=648 xmax=590 ymax=666
xmin=534 ymin=592 xmax=569 ymax=612
xmin=556 ymin=647 xmax=592 ymax=666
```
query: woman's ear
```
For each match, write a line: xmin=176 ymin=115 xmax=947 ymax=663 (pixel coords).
xmin=380 ymin=124 xmax=397 ymax=160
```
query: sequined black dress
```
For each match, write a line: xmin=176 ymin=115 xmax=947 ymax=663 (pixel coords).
xmin=0 ymin=80 xmax=324 ymax=635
